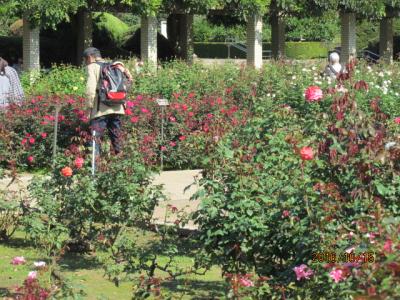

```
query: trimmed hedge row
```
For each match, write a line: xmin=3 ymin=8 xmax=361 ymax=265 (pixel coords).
xmin=194 ymin=42 xmax=331 ymax=59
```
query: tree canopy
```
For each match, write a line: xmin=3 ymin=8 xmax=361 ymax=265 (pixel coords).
xmin=1 ymin=0 xmax=400 ymax=30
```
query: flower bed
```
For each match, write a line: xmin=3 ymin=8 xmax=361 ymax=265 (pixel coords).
xmin=1 ymin=60 xmax=400 ymax=298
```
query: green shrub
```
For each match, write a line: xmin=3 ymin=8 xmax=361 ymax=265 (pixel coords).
xmin=285 ymin=42 xmax=330 ymax=59
xmin=21 ymin=65 xmax=86 ymax=97
xmin=93 ymin=12 xmax=132 ymax=47
xmin=286 ymin=13 xmax=340 ymax=42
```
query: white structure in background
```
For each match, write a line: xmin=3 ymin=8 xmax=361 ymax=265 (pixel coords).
xmin=160 ymin=20 xmax=168 ymax=38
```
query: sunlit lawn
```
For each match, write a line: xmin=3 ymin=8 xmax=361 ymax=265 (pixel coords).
xmin=0 ymin=231 xmax=224 ymax=299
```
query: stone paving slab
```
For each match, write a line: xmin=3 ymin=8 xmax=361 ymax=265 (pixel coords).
xmin=151 ymin=170 xmax=202 ymax=229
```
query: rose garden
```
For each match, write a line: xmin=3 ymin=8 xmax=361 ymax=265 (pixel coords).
xmin=1 ymin=58 xmax=400 ymax=299
xmin=2 ymin=1 xmax=400 ymax=299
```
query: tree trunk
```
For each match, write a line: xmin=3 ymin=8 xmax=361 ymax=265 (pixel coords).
xmin=76 ymin=9 xmax=93 ymax=66
xmin=379 ymin=17 xmax=393 ymax=64
xmin=340 ymin=11 xmax=356 ymax=64
xmin=271 ymin=2 xmax=285 ymax=60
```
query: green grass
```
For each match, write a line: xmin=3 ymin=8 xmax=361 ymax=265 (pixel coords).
xmin=0 ymin=231 xmax=224 ymax=299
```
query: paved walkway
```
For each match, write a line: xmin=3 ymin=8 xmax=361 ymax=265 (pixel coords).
xmin=0 ymin=170 xmax=202 ymax=229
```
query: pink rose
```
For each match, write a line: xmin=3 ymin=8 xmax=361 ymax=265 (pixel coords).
xmin=74 ymin=157 xmax=84 ymax=169
xmin=282 ymin=210 xmax=290 ymax=218
xmin=383 ymin=239 xmax=393 ymax=253
xmin=125 ymin=108 xmax=133 ymax=115
xmin=300 ymin=146 xmax=314 ymax=161
xmin=293 ymin=264 xmax=313 ymax=281
xmin=169 ymin=116 xmax=176 ymax=122
xmin=188 ymin=112 xmax=194 ymax=117
xmin=305 ymin=86 xmax=323 ymax=102
xmin=11 ymin=256 xmax=26 ymax=265
xmin=29 ymin=137 xmax=35 ymax=145
xmin=41 ymin=133 xmax=47 ymax=139
xmin=141 ymin=107 xmax=149 ymax=114
xmin=239 ymin=277 xmax=254 ymax=287
xmin=21 ymin=138 xmax=27 ymax=146
xmin=27 ymin=271 xmax=37 ymax=281
xmin=394 ymin=117 xmax=400 ymax=124
xmin=169 ymin=141 xmax=176 ymax=147
xmin=27 ymin=156 xmax=34 ymax=164
xmin=126 ymin=101 xmax=134 ymax=108
xmin=329 ymin=268 xmax=345 ymax=283
xmin=179 ymin=136 xmax=186 ymax=141
xmin=161 ymin=146 xmax=167 ymax=151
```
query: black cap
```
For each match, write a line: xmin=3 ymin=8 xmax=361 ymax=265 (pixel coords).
xmin=83 ymin=47 xmax=102 ymax=58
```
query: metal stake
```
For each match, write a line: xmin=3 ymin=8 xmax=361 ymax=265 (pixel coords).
xmin=161 ymin=106 xmax=164 ymax=171
xmin=52 ymin=106 xmax=60 ymax=168
xmin=92 ymin=130 xmax=96 ymax=176
xmin=156 ymin=98 xmax=169 ymax=171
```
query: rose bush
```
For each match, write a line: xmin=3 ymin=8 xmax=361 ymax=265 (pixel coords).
xmin=191 ymin=60 xmax=400 ymax=299
xmin=2 ymin=59 xmax=400 ymax=298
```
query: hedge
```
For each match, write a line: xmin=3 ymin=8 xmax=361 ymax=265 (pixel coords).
xmin=285 ymin=42 xmax=330 ymax=59
xmin=194 ymin=42 xmax=330 ymax=59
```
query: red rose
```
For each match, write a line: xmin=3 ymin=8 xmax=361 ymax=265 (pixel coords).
xmin=130 ymin=116 xmax=139 ymax=123
xmin=300 ymin=146 xmax=314 ymax=161
xmin=305 ymin=86 xmax=323 ymax=102
xmin=61 ymin=167 xmax=73 ymax=177
xmin=27 ymin=156 xmax=34 ymax=164
xmin=74 ymin=157 xmax=84 ymax=169
xmin=29 ymin=137 xmax=35 ymax=145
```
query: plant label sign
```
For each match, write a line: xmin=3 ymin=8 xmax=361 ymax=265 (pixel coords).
xmin=156 ymin=98 xmax=169 ymax=106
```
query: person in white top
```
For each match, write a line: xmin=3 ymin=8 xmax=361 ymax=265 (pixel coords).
xmin=324 ymin=52 xmax=345 ymax=79
xmin=0 ymin=57 xmax=24 ymax=108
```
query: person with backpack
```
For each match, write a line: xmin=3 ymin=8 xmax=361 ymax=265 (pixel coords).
xmin=323 ymin=52 xmax=345 ymax=79
xmin=0 ymin=57 xmax=24 ymax=108
xmin=83 ymin=47 xmax=132 ymax=155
